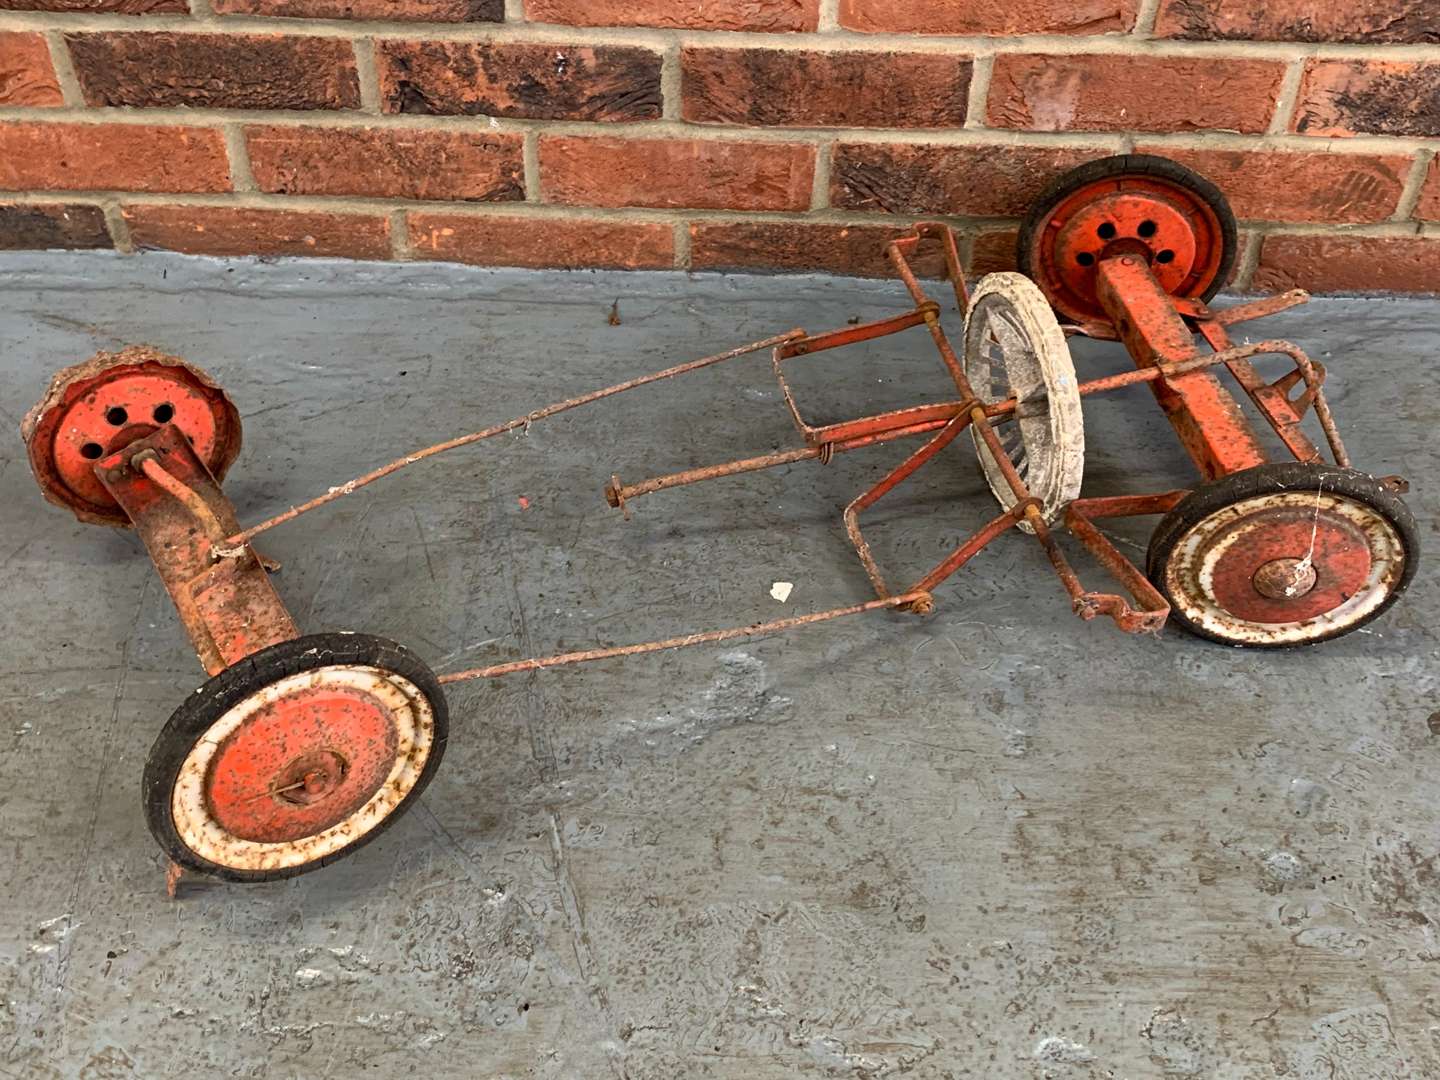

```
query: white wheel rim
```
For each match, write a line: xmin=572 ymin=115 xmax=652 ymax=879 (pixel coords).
xmin=1164 ymin=491 xmax=1406 ymax=645
xmin=963 ymin=272 xmax=1084 ymax=530
xmin=171 ymin=665 xmax=435 ymax=873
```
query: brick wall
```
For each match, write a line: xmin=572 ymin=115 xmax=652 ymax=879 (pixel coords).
xmin=1 ymin=1 xmax=1438 ymax=292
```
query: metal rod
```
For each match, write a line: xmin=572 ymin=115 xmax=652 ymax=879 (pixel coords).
xmin=886 ymin=224 xmax=968 ymax=314
xmin=1025 ymin=505 xmax=1087 ymax=605
xmin=225 ymin=329 xmax=807 ymax=546
xmin=1209 ymin=289 xmax=1309 ymax=326
xmin=843 ymin=412 xmax=976 ymax=598
xmin=132 ymin=450 xmax=225 ymax=540
xmin=971 ymin=404 xmax=1032 ymax=500
xmin=610 ymin=447 xmax=820 ymax=505
xmin=909 ymin=503 xmax=1027 ymax=595
xmin=436 ymin=590 xmax=932 ymax=684
xmin=608 ymin=343 xmax=1270 ymax=512
xmin=608 ymin=417 xmax=972 ymax=509
xmin=1062 ymin=503 xmax=1172 ymax=628
xmin=1065 ymin=491 xmax=1189 ymax=520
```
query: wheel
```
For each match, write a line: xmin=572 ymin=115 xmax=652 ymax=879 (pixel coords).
xmin=1017 ymin=154 xmax=1239 ymax=324
xmin=144 ymin=633 xmax=449 ymax=882
xmin=962 ymin=272 xmax=1085 ymax=530
xmin=21 ymin=346 xmax=242 ymax=527
xmin=1147 ymin=463 xmax=1419 ymax=647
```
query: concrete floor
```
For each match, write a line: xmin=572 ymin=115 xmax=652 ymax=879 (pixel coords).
xmin=0 ymin=252 xmax=1436 ymax=1079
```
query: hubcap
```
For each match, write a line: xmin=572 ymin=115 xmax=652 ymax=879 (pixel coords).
xmin=1164 ymin=490 xmax=1406 ymax=644
xmin=173 ymin=665 xmax=436 ymax=871
xmin=1026 ymin=175 xmax=1228 ymax=324
xmin=1251 ymin=557 xmax=1318 ymax=601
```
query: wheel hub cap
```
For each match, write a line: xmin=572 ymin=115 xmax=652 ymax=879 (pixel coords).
xmin=1207 ymin=509 xmax=1371 ymax=623
xmin=206 ymin=683 xmax=399 ymax=843
xmin=1251 ymin=557 xmax=1318 ymax=601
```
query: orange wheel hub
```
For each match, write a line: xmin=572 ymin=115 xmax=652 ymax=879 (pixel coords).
xmin=22 ymin=346 xmax=241 ymax=526
xmin=1204 ymin=510 xmax=1373 ymax=625
xmin=1024 ymin=177 xmax=1229 ymax=324
xmin=206 ymin=683 xmax=400 ymax=844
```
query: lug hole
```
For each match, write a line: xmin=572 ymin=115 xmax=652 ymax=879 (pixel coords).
xmin=153 ymin=403 xmax=175 ymax=424
xmin=1076 ymin=252 xmax=1096 ymax=267
xmin=80 ymin=442 xmax=104 ymax=460
xmin=1156 ymin=249 xmax=1176 ymax=264
xmin=105 ymin=406 xmax=128 ymax=426
xmin=1097 ymin=222 xmax=1117 ymax=241
xmin=1138 ymin=220 xmax=1158 ymax=238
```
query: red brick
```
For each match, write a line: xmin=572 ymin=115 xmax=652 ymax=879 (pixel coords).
xmin=377 ymin=41 xmax=661 ymax=121
xmin=0 ymin=1 xmax=185 ymax=11
xmin=1418 ymin=158 xmax=1440 ymax=223
xmin=831 ymin=143 xmax=1109 ymax=218
xmin=541 ymin=137 xmax=814 ymax=212
xmin=840 ymin=0 xmax=1138 ymax=35
xmin=67 ymin=33 xmax=360 ymax=111
xmin=0 ymin=203 xmax=112 ymax=249
xmin=247 ymin=126 xmax=524 ymax=202
xmin=988 ymin=53 xmax=1284 ymax=134
xmin=689 ymin=221 xmax=950 ymax=276
xmin=0 ymin=123 xmax=231 ymax=193
xmin=408 ymin=213 xmax=674 ymax=269
xmin=970 ymin=229 xmax=1019 ymax=277
xmin=1254 ymin=235 xmax=1440 ymax=295
xmin=1156 ymin=1 xmax=1439 ymax=44
xmin=525 ymin=0 xmax=818 ymax=32
xmin=124 ymin=205 xmax=392 ymax=259
xmin=682 ymin=48 xmax=971 ymax=129
xmin=212 ymin=0 xmax=501 ymax=19
xmin=1134 ymin=146 xmax=1409 ymax=224
xmin=1293 ymin=61 xmax=1440 ymax=139
xmin=0 ymin=32 xmax=63 ymax=108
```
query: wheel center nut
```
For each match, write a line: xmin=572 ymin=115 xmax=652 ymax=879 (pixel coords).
xmin=276 ymin=750 xmax=349 ymax=805
xmin=1252 ymin=557 xmax=1318 ymax=600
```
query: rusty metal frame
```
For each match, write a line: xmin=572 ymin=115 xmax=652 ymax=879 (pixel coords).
xmin=33 ymin=204 xmax=1397 ymax=894
xmin=601 ymin=224 xmax=1355 ymax=639
xmin=606 ymin=225 xmax=1190 ymax=632
xmin=70 ymin=222 xmax=1364 ymax=679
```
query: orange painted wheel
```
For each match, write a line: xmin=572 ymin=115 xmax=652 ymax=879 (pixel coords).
xmin=144 ymin=634 xmax=449 ymax=882
xmin=1147 ymin=464 xmax=1419 ymax=647
xmin=1017 ymin=155 xmax=1239 ymax=324
xmin=21 ymin=346 xmax=241 ymax=527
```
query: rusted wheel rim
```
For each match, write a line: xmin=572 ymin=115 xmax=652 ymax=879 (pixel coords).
xmin=1163 ymin=491 xmax=1406 ymax=645
xmin=1026 ymin=177 xmax=1228 ymax=324
xmin=21 ymin=346 xmax=241 ymax=527
xmin=171 ymin=666 xmax=436 ymax=873
xmin=962 ymin=272 xmax=1084 ymax=531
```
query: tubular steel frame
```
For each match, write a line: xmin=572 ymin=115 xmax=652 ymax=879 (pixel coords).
xmin=598 ymin=224 xmax=1348 ymax=642
xmin=76 ymin=221 xmax=1355 ymax=693
xmin=39 ymin=216 xmax=1380 ymax=891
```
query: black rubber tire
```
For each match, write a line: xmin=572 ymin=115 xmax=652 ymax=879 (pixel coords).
xmin=1016 ymin=153 xmax=1240 ymax=309
xmin=1147 ymin=463 xmax=1420 ymax=648
xmin=143 ymin=632 xmax=449 ymax=883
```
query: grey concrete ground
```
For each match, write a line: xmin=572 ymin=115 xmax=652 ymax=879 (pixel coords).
xmin=0 ymin=252 xmax=1436 ymax=1080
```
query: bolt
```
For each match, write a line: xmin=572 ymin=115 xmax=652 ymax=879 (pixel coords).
xmin=1428 ymin=711 xmax=1440 ymax=737
xmin=1252 ymin=558 xmax=1317 ymax=601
